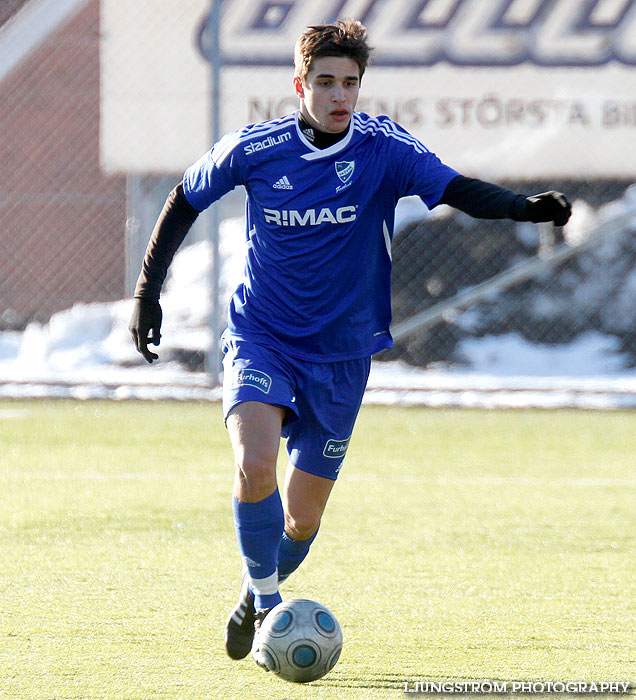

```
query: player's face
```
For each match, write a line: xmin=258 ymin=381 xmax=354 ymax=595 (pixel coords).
xmin=294 ymin=56 xmax=360 ymax=134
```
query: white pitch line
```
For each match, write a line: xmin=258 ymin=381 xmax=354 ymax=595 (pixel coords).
xmin=344 ymin=475 xmax=636 ymax=487
xmin=0 ymin=472 xmax=231 ymax=482
xmin=0 ymin=472 xmax=633 ymax=488
xmin=0 ymin=409 xmax=30 ymax=419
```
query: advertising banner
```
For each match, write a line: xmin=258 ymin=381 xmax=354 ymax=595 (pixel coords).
xmin=100 ymin=0 xmax=636 ymax=177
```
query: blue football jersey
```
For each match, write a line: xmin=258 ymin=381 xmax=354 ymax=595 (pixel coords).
xmin=183 ymin=111 xmax=458 ymax=361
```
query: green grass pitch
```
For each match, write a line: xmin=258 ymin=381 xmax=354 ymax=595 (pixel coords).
xmin=1 ymin=400 xmax=635 ymax=699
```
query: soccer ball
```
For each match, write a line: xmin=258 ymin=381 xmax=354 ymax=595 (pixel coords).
xmin=257 ymin=598 xmax=343 ymax=683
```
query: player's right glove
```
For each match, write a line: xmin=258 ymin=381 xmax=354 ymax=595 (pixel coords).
xmin=524 ymin=191 xmax=572 ymax=226
xmin=129 ymin=298 xmax=162 ymax=363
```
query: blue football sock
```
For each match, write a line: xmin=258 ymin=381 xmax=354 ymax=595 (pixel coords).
xmin=232 ymin=491 xmax=284 ymax=611
xmin=277 ymin=528 xmax=318 ymax=584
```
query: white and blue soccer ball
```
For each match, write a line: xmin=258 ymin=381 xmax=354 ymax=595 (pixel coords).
xmin=257 ymin=598 xmax=343 ymax=683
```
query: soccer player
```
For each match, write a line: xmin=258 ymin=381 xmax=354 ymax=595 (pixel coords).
xmin=129 ymin=20 xmax=571 ymax=667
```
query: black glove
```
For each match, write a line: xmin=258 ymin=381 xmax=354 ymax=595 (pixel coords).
xmin=129 ymin=298 xmax=162 ymax=363
xmin=525 ymin=191 xmax=572 ymax=226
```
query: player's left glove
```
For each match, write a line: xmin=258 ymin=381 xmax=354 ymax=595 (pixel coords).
xmin=524 ymin=191 xmax=571 ymax=227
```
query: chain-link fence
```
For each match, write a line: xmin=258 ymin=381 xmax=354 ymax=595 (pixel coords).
xmin=385 ymin=181 xmax=636 ymax=371
xmin=0 ymin=0 xmax=126 ymax=329
xmin=1 ymin=0 xmax=635 ymax=396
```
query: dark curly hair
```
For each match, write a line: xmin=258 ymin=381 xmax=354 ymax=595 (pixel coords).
xmin=294 ymin=19 xmax=373 ymax=82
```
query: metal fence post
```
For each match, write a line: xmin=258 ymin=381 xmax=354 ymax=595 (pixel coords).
xmin=199 ymin=0 xmax=223 ymax=385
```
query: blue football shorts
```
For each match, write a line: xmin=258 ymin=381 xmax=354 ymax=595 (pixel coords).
xmin=222 ymin=337 xmax=371 ymax=480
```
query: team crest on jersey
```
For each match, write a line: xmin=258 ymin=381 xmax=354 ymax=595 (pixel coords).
xmin=335 ymin=160 xmax=355 ymax=184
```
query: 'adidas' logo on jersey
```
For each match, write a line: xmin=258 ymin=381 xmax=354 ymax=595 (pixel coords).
xmin=273 ymin=175 xmax=293 ymax=190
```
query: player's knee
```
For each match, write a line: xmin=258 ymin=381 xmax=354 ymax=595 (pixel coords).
xmin=284 ymin=511 xmax=320 ymax=542
xmin=235 ymin=454 xmax=276 ymax=494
